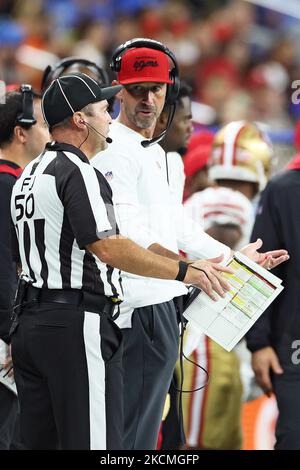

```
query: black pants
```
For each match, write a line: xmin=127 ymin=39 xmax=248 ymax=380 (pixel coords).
xmin=0 ymin=384 xmax=18 ymax=450
xmin=273 ymin=361 xmax=300 ymax=450
xmin=122 ymin=300 xmax=179 ymax=450
xmin=11 ymin=301 xmax=123 ymax=450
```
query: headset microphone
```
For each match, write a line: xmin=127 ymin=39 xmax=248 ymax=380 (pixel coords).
xmin=141 ymin=131 xmax=167 ymax=148
xmin=80 ymin=120 xmax=113 ymax=143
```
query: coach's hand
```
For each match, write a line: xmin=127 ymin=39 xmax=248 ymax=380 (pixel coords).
xmin=240 ymin=239 xmax=289 ymax=269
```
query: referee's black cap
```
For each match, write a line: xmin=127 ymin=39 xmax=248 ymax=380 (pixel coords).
xmin=42 ymin=72 xmax=123 ymax=127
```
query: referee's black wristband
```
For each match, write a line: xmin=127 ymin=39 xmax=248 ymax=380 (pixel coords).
xmin=175 ymin=261 xmax=189 ymax=282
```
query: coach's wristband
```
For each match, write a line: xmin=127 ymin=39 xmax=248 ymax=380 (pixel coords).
xmin=175 ymin=261 xmax=189 ymax=282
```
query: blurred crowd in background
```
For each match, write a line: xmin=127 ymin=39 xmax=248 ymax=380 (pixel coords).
xmin=1 ymin=0 xmax=300 ymax=170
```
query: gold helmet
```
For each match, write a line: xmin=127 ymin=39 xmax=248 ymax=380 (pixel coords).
xmin=209 ymin=121 xmax=272 ymax=191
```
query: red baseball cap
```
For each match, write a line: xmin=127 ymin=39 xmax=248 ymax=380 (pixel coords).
xmin=118 ymin=47 xmax=173 ymax=85
xmin=187 ymin=130 xmax=214 ymax=153
xmin=184 ymin=144 xmax=212 ymax=177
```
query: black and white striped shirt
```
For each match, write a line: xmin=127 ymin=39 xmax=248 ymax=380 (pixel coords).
xmin=11 ymin=142 xmax=122 ymax=298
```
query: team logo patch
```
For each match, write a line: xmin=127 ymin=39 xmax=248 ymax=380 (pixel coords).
xmin=105 ymin=171 xmax=113 ymax=181
xmin=133 ymin=59 xmax=159 ymax=73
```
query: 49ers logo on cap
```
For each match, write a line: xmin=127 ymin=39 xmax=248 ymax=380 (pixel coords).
xmin=118 ymin=47 xmax=173 ymax=85
xmin=133 ymin=58 xmax=159 ymax=73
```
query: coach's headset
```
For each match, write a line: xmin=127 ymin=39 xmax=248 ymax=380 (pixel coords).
xmin=41 ymin=57 xmax=110 ymax=92
xmin=15 ymin=84 xmax=37 ymax=127
xmin=110 ymin=38 xmax=180 ymax=147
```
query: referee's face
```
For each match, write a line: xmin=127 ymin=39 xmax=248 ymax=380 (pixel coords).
xmin=82 ymin=100 xmax=112 ymax=153
xmin=119 ymin=82 xmax=167 ymax=133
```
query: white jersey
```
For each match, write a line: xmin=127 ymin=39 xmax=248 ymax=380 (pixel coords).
xmin=166 ymin=151 xmax=185 ymax=204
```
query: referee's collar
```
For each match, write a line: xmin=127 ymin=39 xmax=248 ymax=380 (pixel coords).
xmin=45 ymin=141 xmax=89 ymax=164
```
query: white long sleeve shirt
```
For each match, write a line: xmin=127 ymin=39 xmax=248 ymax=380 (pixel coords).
xmin=92 ymin=122 xmax=230 ymax=327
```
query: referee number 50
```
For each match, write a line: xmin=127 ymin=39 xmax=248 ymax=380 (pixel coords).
xmin=15 ymin=194 xmax=35 ymax=221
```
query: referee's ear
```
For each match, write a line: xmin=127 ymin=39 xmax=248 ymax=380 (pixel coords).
xmin=73 ymin=112 xmax=86 ymax=130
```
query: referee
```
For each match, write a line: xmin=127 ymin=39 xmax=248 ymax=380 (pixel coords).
xmin=10 ymin=73 xmax=226 ymax=450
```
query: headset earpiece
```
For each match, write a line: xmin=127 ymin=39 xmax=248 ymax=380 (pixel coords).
xmin=166 ymin=71 xmax=180 ymax=106
xmin=16 ymin=84 xmax=37 ymax=128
